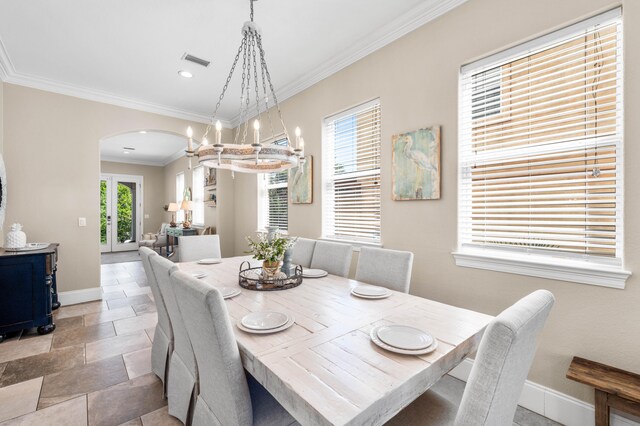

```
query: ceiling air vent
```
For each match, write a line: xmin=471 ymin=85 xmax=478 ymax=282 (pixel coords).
xmin=123 ymin=147 xmax=136 ymax=151
xmin=182 ymin=53 xmax=211 ymax=68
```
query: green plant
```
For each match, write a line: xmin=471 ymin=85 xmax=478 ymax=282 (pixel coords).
xmin=100 ymin=181 xmax=107 ymax=244
xmin=246 ymin=231 xmax=296 ymax=263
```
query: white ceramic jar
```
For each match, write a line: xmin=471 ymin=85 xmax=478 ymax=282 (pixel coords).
xmin=5 ymin=223 xmax=27 ymax=249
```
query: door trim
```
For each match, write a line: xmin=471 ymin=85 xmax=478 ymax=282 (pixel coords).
xmin=100 ymin=173 xmax=144 ymax=253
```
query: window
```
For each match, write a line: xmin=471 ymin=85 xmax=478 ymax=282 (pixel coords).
xmin=176 ymin=172 xmax=185 ymax=223
xmin=322 ymin=99 xmax=381 ymax=244
xmin=258 ymin=138 xmax=288 ymax=231
xmin=192 ymin=166 xmax=205 ymax=227
xmin=455 ymin=8 xmax=628 ymax=287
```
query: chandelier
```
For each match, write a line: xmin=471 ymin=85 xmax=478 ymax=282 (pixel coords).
xmin=185 ymin=0 xmax=304 ymax=173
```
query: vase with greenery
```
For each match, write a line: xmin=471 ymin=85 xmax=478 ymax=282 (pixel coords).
xmin=246 ymin=231 xmax=296 ymax=279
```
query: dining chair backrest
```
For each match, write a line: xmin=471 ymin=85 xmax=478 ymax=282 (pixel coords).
xmin=171 ymin=270 xmax=253 ymax=426
xmin=355 ymin=247 xmax=414 ymax=293
xmin=178 ymin=234 xmax=221 ymax=262
xmin=455 ymin=290 xmax=555 ymax=425
xmin=138 ymin=247 xmax=173 ymax=386
xmin=149 ymin=254 xmax=198 ymax=424
xmin=310 ymin=241 xmax=353 ymax=277
xmin=291 ymin=238 xmax=316 ymax=268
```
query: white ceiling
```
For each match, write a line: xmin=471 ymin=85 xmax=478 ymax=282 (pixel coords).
xmin=0 ymin=0 xmax=465 ymax=127
xmin=101 ymin=131 xmax=192 ymax=166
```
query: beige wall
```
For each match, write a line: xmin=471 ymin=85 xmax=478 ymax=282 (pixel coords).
xmin=2 ymin=84 xmax=209 ymax=292
xmin=100 ymin=161 xmax=166 ymax=234
xmin=0 ymin=81 xmax=4 ymax=242
xmin=230 ymin=0 xmax=640 ymax=403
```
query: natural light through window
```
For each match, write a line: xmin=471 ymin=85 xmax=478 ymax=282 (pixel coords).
xmin=176 ymin=172 xmax=185 ymax=223
xmin=192 ymin=166 xmax=205 ymax=227
xmin=258 ymin=138 xmax=289 ymax=232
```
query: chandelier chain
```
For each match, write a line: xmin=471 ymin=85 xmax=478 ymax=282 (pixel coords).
xmin=251 ymin=34 xmax=262 ymax=137
xmin=234 ymin=36 xmax=251 ymax=145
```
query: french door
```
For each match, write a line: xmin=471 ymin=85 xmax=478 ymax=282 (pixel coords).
xmin=100 ymin=174 xmax=143 ymax=253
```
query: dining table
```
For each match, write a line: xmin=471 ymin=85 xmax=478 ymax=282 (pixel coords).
xmin=178 ymin=256 xmax=493 ymax=426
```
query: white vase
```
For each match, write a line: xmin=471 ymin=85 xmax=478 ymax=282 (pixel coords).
xmin=5 ymin=223 xmax=27 ymax=249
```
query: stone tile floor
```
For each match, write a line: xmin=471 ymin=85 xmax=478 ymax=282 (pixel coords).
xmin=0 ymin=259 xmax=562 ymax=425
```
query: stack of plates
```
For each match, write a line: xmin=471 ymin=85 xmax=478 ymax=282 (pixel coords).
xmin=370 ymin=325 xmax=438 ymax=355
xmin=351 ymin=285 xmax=392 ymax=299
xmin=302 ymin=269 xmax=328 ymax=278
xmin=190 ymin=271 xmax=208 ymax=279
xmin=237 ymin=311 xmax=295 ymax=334
xmin=220 ymin=287 xmax=241 ymax=299
xmin=198 ymin=258 xmax=222 ymax=265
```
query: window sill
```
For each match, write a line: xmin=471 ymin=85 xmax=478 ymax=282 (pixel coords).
xmin=319 ymin=237 xmax=382 ymax=251
xmin=452 ymin=249 xmax=631 ymax=289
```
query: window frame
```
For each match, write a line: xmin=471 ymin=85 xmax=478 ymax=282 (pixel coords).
xmin=192 ymin=166 xmax=205 ymax=227
xmin=453 ymin=8 xmax=630 ymax=288
xmin=175 ymin=172 xmax=185 ymax=223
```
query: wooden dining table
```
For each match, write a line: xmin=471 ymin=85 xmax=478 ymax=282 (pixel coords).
xmin=179 ymin=256 xmax=493 ymax=426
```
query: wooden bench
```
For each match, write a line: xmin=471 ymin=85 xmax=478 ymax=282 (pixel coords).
xmin=566 ymin=357 xmax=640 ymax=426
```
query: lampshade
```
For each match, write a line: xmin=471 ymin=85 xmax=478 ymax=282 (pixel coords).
xmin=180 ymin=200 xmax=193 ymax=211
xmin=167 ymin=202 xmax=179 ymax=212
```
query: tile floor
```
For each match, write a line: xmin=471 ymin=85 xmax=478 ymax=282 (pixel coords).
xmin=0 ymin=259 xmax=562 ymax=426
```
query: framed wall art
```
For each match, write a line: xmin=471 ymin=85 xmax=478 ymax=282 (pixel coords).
xmin=392 ymin=126 xmax=441 ymax=200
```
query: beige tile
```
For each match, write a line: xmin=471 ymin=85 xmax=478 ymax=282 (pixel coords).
xmin=39 ymin=356 xmax=129 ymax=409
xmin=55 ymin=301 xmax=107 ymax=320
xmin=123 ymin=348 xmax=152 ymax=380
xmin=101 ymin=291 xmax=127 ymax=301
xmin=124 ymin=287 xmax=152 ymax=298
xmin=2 ymin=395 xmax=87 ymax=426
xmin=140 ymin=406 xmax=181 ymax=426
xmin=52 ymin=316 xmax=85 ymax=333
xmin=118 ymin=419 xmax=142 ymax=426
xmin=52 ymin=323 xmax=116 ymax=349
xmin=84 ymin=306 xmax=136 ymax=327
xmin=0 ymin=335 xmax=52 ymax=364
xmin=132 ymin=303 xmax=156 ymax=316
xmin=85 ymin=331 xmax=151 ymax=363
xmin=87 ymin=373 xmax=166 ymax=426
xmin=0 ymin=345 xmax=85 ymax=388
xmin=113 ymin=313 xmax=157 ymax=336
xmin=0 ymin=377 xmax=42 ymax=423
xmin=103 ymin=284 xmax=140 ymax=294
xmin=107 ymin=295 xmax=153 ymax=311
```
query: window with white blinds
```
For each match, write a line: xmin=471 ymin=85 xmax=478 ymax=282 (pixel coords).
xmin=192 ymin=166 xmax=205 ymax=227
xmin=258 ymin=138 xmax=288 ymax=231
xmin=322 ymin=99 xmax=381 ymax=244
xmin=456 ymin=8 xmax=627 ymax=286
xmin=176 ymin=172 xmax=185 ymax=223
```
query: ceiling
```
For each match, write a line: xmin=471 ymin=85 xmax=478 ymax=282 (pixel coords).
xmin=101 ymin=131 xmax=192 ymax=166
xmin=0 ymin=0 xmax=465 ymax=127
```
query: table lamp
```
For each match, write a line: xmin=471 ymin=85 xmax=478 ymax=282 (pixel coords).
xmin=181 ymin=200 xmax=193 ymax=229
xmin=167 ymin=203 xmax=179 ymax=228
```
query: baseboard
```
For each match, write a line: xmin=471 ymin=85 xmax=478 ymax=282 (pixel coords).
xmin=57 ymin=287 xmax=102 ymax=306
xmin=448 ymin=358 xmax=640 ymax=426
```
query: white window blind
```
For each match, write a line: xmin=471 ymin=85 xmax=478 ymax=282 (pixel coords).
xmin=258 ymin=138 xmax=288 ymax=231
xmin=458 ymin=9 xmax=623 ymax=269
xmin=176 ymin=172 xmax=185 ymax=223
xmin=192 ymin=166 xmax=205 ymax=226
xmin=323 ymin=99 xmax=381 ymax=243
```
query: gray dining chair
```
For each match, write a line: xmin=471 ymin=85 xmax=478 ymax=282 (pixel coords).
xmin=139 ymin=247 xmax=173 ymax=393
xmin=178 ymin=234 xmax=222 ymax=262
xmin=310 ymin=240 xmax=353 ymax=277
xmin=386 ymin=289 xmax=555 ymax=426
xmin=149 ymin=255 xmax=198 ymax=424
xmin=355 ymin=246 xmax=414 ymax=293
xmin=290 ymin=237 xmax=316 ymax=268
xmin=170 ymin=270 xmax=298 ymax=426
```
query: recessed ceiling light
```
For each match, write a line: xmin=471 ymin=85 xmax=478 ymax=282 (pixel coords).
xmin=123 ymin=151 xmax=130 ymax=154
xmin=139 ymin=130 xmax=147 ymax=134
xmin=178 ymin=70 xmax=193 ymax=79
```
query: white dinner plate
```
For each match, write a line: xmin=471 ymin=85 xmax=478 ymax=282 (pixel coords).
xmin=370 ymin=326 xmax=438 ymax=355
xmin=353 ymin=285 xmax=389 ymax=297
xmin=198 ymin=258 xmax=222 ymax=265
xmin=351 ymin=288 xmax=391 ymax=299
xmin=220 ymin=287 xmax=241 ymax=299
xmin=237 ymin=317 xmax=295 ymax=334
xmin=376 ymin=325 xmax=433 ymax=350
xmin=241 ymin=311 xmax=289 ymax=330
xmin=190 ymin=271 xmax=208 ymax=279
xmin=302 ymin=269 xmax=328 ymax=278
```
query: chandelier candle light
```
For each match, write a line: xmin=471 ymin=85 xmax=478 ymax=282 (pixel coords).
xmin=189 ymin=0 xmax=304 ymax=174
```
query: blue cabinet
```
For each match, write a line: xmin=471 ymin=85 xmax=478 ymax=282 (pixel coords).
xmin=0 ymin=243 xmax=59 ymax=341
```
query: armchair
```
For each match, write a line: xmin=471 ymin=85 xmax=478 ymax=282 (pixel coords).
xmin=138 ymin=223 xmax=170 ymax=254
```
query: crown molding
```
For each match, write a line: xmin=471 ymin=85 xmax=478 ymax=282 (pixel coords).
xmin=0 ymin=38 xmax=14 ymax=82
xmin=100 ymin=155 xmax=167 ymax=167
xmin=229 ymin=0 xmax=468 ymax=127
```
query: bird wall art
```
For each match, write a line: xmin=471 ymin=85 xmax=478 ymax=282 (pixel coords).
xmin=392 ymin=127 xmax=441 ymax=200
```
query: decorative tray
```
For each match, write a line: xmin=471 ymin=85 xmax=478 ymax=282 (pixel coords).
xmin=238 ymin=261 xmax=303 ymax=291
xmin=4 ymin=243 xmax=50 ymax=252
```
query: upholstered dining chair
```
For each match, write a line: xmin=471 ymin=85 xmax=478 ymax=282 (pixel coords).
xmin=310 ymin=240 xmax=353 ymax=277
xmin=355 ymin=247 xmax=414 ymax=293
xmin=171 ymin=270 xmax=298 ymax=426
xmin=386 ymin=289 xmax=555 ymax=426
xmin=178 ymin=234 xmax=222 ymax=262
xmin=290 ymin=238 xmax=316 ymax=268
xmin=149 ymin=255 xmax=198 ymax=424
xmin=139 ymin=247 xmax=173 ymax=392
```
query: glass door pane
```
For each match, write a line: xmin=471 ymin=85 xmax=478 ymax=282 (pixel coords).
xmin=99 ymin=177 xmax=112 ymax=253
xmin=111 ymin=176 xmax=142 ymax=252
